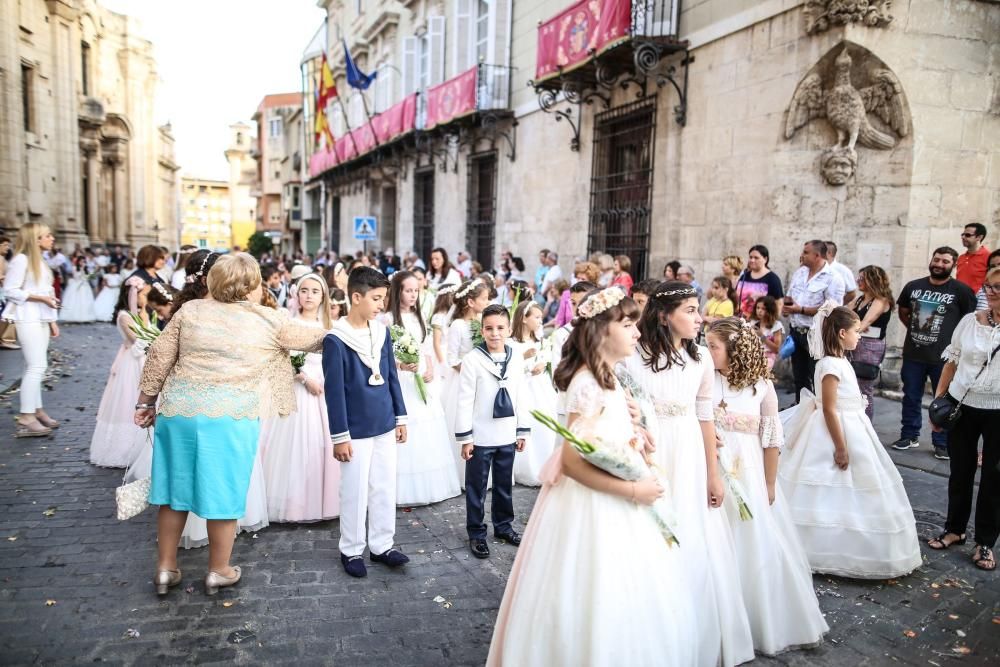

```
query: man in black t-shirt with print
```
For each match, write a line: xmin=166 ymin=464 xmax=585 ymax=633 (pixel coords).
xmin=892 ymin=247 xmax=977 ymax=460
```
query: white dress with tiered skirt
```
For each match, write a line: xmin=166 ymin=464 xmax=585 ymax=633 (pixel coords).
xmin=778 ymin=356 xmax=922 ymax=579
xmin=258 ymin=317 xmax=341 ymax=522
xmin=510 ymin=338 xmax=558 ymax=486
xmin=713 ymin=376 xmax=828 ymax=656
xmin=93 ymin=274 xmax=122 ymax=322
xmin=486 ymin=370 xmax=697 ymax=667
xmin=89 ymin=311 xmax=150 ymax=468
xmin=625 ymin=347 xmax=755 ymax=667
xmin=60 ymin=269 xmax=96 ymax=323
xmin=442 ymin=318 xmax=475 ymax=486
xmin=393 ymin=312 xmax=461 ymax=505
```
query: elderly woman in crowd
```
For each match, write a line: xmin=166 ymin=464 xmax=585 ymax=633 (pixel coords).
xmin=134 ymin=253 xmax=328 ymax=596
xmin=927 ymin=265 xmax=1000 ymax=572
xmin=847 ymin=265 xmax=894 ymax=418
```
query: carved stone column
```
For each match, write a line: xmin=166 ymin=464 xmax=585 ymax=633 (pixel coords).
xmin=113 ymin=158 xmax=127 ymax=244
xmin=79 ymin=135 xmax=101 ymax=242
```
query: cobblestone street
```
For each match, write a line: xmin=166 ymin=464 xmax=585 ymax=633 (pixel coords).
xmin=0 ymin=323 xmax=997 ymax=666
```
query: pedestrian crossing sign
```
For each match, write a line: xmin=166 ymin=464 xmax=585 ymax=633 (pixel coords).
xmin=353 ymin=216 xmax=378 ymax=241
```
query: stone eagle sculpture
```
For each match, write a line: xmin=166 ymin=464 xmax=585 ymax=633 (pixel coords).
xmin=784 ymin=46 xmax=910 ymax=184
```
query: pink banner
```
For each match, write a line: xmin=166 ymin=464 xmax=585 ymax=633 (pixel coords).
xmin=308 ymin=94 xmax=418 ymax=178
xmin=425 ymin=67 xmax=478 ymax=130
xmin=535 ymin=0 xmax=631 ymax=81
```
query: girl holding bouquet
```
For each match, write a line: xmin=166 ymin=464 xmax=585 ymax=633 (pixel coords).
xmin=91 ymin=283 xmax=170 ymax=467
xmin=705 ymin=317 xmax=828 ymax=656
xmin=623 ymin=281 xmax=754 ymax=667
xmin=487 ymin=287 xmax=695 ymax=667
xmin=384 ymin=271 xmax=461 ymax=505
xmin=778 ymin=304 xmax=921 ymax=578
xmin=443 ymin=278 xmax=491 ymax=485
xmin=258 ymin=273 xmax=341 ymax=522
xmin=509 ymin=301 xmax=558 ymax=486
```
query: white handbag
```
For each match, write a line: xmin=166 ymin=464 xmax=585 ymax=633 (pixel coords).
xmin=115 ymin=430 xmax=152 ymax=520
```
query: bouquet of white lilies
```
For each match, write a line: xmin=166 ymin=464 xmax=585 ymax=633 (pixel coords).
xmin=390 ymin=325 xmax=428 ymax=403
xmin=532 ymin=410 xmax=680 ymax=547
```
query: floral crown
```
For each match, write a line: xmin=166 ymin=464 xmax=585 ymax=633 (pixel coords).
xmin=152 ymin=282 xmax=173 ymax=302
xmin=436 ymin=284 xmax=459 ymax=296
xmin=455 ymin=278 xmax=483 ymax=299
xmin=578 ymin=287 xmax=626 ymax=319
xmin=330 ymin=297 xmax=347 ymax=306
xmin=654 ymin=286 xmax=697 ymax=299
xmin=186 ymin=252 xmax=217 ymax=283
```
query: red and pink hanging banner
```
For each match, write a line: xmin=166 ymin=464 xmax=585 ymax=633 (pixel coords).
xmin=424 ymin=67 xmax=478 ymax=130
xmin=535 ymin=0 xmax=631 ymax=82
xmin=308 ymin=93 xmax=419 ymax=179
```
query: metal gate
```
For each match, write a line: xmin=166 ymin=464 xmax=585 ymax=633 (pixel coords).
xmin=466 ymin=151 xmax=497 ymax=267
xmin=587 ymin=98 xmax=656 ymax=280
xmin=413 ymin=168 xmax=435 ymax=263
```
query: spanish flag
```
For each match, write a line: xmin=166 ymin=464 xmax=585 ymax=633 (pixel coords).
xmin=314 ymin=85 xmax=334 ymax=150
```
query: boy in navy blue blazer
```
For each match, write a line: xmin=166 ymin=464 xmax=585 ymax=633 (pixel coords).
xmin=455 ymin=304 xmax=531 ymax=559
xmin=324 ymin=267 xmax=408 ymax=578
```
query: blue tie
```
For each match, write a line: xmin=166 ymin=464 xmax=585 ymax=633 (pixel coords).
xmin=477 ymin=345 xmax=515 ymax=419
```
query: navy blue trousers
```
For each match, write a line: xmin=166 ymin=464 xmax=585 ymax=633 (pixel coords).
xmin=465 ymin=444 xmax=515 ymax=540
xmin=900 ymin=359 xmax=948 ymax=448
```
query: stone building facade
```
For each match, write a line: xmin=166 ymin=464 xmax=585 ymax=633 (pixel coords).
xmin=0 ymin=0 xmax=179 ymax=248
xmin=179 ymin=176 xmax=230 ymax=251
xmin=224 ymin=121 xmax=257 ymax=250
xmin=251 ymin=93 xmax=301 ymax=254
xmin=308 ymin=0 xmax=998 ymax=340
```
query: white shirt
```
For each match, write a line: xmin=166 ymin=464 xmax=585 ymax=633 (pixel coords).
xmin=428 ymin=268 xmax=461 ymax=290
xmin=829 ymin=260 xmax=858 ymax=293
xmin=454 ymin=346 xmax=531 ymax=447
xmin=457 ymin=259 xmax=473 ymax=277
xmin=170 ymin=269 xmax=187 ymax=290
xmin=787 ymin=262 xmax=846 ymax=329
xmin=942 ymin=313 xmax=1000 ymax=410
xmin=2 ymin=254 xmax=57 ymax=322
xmin=540 ymin=264 xmax=563 ymax=295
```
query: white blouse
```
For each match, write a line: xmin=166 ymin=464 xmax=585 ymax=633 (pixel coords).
xmin=942 ymin=313 xmax=1000 ymax=410
xmin=2 ymin=254 xmax=57 ymax=322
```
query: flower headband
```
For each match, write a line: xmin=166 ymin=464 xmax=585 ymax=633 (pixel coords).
xmin=330 ymin=297 xmax=347 ymax=306
xmin=654 ymin=286 xmax=697 ymax=299
xmin=152 ymin=282 xmax=174 ymax=302
xmin=186 ymin=252 xmax=217 ymax=283
xmin=578 ymin=287 xmax=626 ymax=319
xmin=436 ymin=284 xmax=459 ymax=296
xmin=455 ymin=278 xmax=483 ymax=299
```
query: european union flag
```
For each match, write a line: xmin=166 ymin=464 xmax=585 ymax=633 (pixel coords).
xmin=344 ymin=39 xmax=376 ymax=90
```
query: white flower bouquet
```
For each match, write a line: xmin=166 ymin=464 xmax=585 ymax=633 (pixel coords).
xmin=532 ymin=410 xmax=680 ymax=547
xmin=715 ymin=430 xmax=754 ymax=521
xmin=390 ymin=324 xmax=428 ymax=403
xmin=128 ymin=312 xmax=161 ymax=354
xmin=615 ymin=366 xmax=656 ymax=429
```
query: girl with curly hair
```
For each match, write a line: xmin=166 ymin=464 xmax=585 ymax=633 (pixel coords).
xmin=623 ymin=281 xmax=754 ymax=667
xmin=705 ymin=317 xmax=828 ymax=656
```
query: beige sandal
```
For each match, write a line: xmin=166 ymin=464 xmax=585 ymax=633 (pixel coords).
xmin=15 ymin=422 xmax=52 ymax=438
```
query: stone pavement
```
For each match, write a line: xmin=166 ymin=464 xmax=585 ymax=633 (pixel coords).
xmin=0 ymin=324 xmax=997 ymax=666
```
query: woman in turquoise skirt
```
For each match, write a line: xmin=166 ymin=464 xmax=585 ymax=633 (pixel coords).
xmin=134 ymin=253 xmax=327 ymax=595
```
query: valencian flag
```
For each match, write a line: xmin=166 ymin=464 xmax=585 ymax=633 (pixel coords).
xmin=313 ymin=85 xmax=334 ymax=149
xmin=344 ymin=39 xmax=376 ymax=90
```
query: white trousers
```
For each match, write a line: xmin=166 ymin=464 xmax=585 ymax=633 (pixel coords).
xmin=339 ymin=429 xmax=398 ymax=556
xmin=15 ymin=321 xmax=49 ymax=414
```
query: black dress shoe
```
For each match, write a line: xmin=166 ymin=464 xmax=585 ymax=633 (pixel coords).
xmin=495 ymin=530 xmax=521 ymax=546
xmin=469 ymin=539 xmax=490 ymax=559
xmin=370 ymin=548 xmax=410 ymax=568
xmin=340 ymin=553 xmax=367 ymax=578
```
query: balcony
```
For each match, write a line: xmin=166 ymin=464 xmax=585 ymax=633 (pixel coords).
xmin=530 ymin=0 xmax=689 ymax=149
xmin=423 ymin=64 xmax=512 ymax=130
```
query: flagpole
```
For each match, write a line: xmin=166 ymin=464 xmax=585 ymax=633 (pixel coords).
xmin=336 ymin=94 xmax=361 ymax=158
xmin=358 ymin=87 xmax=381 ymax=150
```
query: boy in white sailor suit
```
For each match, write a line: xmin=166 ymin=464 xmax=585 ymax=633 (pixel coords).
xmin=324 ymin=267 xmax=409 ymax=578
xmin=455 ymin=304 xmax=531 ymax=559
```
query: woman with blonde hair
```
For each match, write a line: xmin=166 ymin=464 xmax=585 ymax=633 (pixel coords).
xmin=2 ymin=223 xmax=60 ymax=437
xmin=573 ymin=261 xmax=600 ymax=286
xmin=722 ymin=255 xmax=744 ymax=285
xmin=596 ymin=254 xmax=615 ymax=287
xmin=134 ymin=252 xmax=329 ymax=596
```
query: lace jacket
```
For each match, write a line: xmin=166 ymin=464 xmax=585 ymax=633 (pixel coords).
xmin=139 ymin=299 xmax=326 ymax=420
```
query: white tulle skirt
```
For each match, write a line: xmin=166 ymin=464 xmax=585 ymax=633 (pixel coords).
xmin=93 ymin=287 xmax=118 ymax=323
xmin=128 ymin=441 xmax=269 ymax=549
xmin=258 ymin=382 xmax=340 ymax=522
xmin=488 ymin=462 xmax=698 ymax=667
xmin=395 ymin=371 xmax=461 ymax=506
xmin=653 ymin=414 xmax=755 ymax=667
xmin=720 ymin=429 xmax=828 ymax=656
xmin=60 ymin=278 xmax=96 ymax=323
xmin=778 ymin=392 xmax=922 ymax=579
xmin=89 ymin=344 xmax=149 ymax=468
xmin=512 ymin=372 xmax=558 ymax=486
xmin=441 ymin=366 xmax=467 ymax=487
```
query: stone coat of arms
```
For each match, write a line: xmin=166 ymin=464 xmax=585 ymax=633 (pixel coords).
xmin=784 ymin=46 xmax=910 ymax=185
